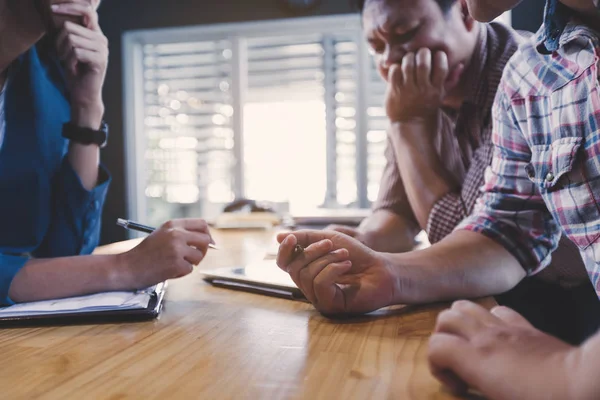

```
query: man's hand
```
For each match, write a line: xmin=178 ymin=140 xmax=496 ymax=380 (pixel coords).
xmin=428 ymin=301 xmax=580 ymax=400
xmin=385 ymin=48 xmax=453 ymax=124
xmin=276 ymin=230 xmax=397 ymax=315
xmin=52 ymin=1 xmax=107 ymax=127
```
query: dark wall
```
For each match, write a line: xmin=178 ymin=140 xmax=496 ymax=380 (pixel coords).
xmin=97 ymin=0 xmax=546 ymax=244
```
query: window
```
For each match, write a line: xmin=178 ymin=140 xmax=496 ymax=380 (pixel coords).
xmin=124 ymin=13 xmax=511 ymax=226
xmin=124 ymin=15 xmax=386 ymax=226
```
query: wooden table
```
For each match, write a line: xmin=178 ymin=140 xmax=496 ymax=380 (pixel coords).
xmin=0 ymin=229 xmax=491 ymax=399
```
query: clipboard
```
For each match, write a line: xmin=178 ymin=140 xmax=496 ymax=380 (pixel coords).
xmin=201 ymin=260 xmax=307 ymax=302
xmin=0 ymin=283 xmax=167 ymax=327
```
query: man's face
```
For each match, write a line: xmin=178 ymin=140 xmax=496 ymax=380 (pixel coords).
xmin=463 ymin=0 xmax=523 ymax=22
xmin=363 ymin=0 xmax=474 ymax=94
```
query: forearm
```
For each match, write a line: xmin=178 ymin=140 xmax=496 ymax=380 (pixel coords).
xmin=387 ymin=230 xmax=526 ymax=304
xmin=358 ymin=209 xmax=420 ymax=253
xmin=389 ymin=122 xmax=458 ymax=230
xmin=67 ymin=103 xmax=104 ymax=190
xmin=8 ymin=253 xmax=126 ymax=303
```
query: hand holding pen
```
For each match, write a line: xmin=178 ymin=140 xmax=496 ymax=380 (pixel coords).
xmin=273 ymin=230 xmax=397 ymax=315
xmin=117 ymin=219 xmax=219 ymax=250
xmin=111 ymin=218 xmax=216 ymax=290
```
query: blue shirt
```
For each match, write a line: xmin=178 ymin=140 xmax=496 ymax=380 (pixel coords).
xmin=539 ymin=0 xmax=600 ymax=53
xmin=0 ymin=45 xmax=110 ymax=305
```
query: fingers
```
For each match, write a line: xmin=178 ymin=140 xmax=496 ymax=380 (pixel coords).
xmin=400 ymin=52 xmax=416 ymax=88
xmin=182 ymin=246 xmax=205 ymax=268
xmin=66 ymin=48 xmax=106 ymax=73
xmin=179 ymin=218 xmax=210 ymax=233
xmin=56 ymin=33 xmax=99 ymax=61
xmin=395 ymin=49 xmax=447 ymax=90
xmin=52 ymin=2 xmax=100 ymax=30
xmin=428 ymin=333 xmax=472 ymax=395
xmin=183 ymin=231 xmax=212 ymax=253
xmin=276 ymin=232 xmax=290 ymax=244
xmin=431 ymin=51 xmax=449 ymax=89
xmin=298 ymin=249 xmax=350 ymax=304
xmin=163 ymin=219 xmax=215 ymax=243
xmin=435 ymin=309 xmax=484 ymax=339
xmin=415 ymin=48 xmax=432 ymax=87
xmin=491 ymin=306 xmax=534 ymax=329
xmin=313 ymin=261 xmax=353 ymax=314
xmin=286 ymin=239 xmax=334 ymax=279
xmin=54 ymin=19 xmax=108 ymax=75
xmin=451 ymin=300 xmax=499 ymax=325
xmin=276 ymin=233 xmax=298 ymax=269
xmin=434 ymin=301 xmax=498 ymax=339
xmin=276 ymin=230 xmax=334 ymax=248
xmin=387 ymin=64 xmax=403 ymax=89
xmin=325 ymin=225 xmax=358 ymax=238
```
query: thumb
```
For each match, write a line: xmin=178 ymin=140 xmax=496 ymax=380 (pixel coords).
xmin=276 ymin=232 xmax=293 ymax=244
xmin=285 ymin=230 xmax=336 ymax=248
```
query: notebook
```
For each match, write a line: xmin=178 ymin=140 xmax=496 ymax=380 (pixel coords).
xmin=0 ymin=282 xmax=166 ymax=326
xmin=201 ymin=260 xmax=306 ymax=301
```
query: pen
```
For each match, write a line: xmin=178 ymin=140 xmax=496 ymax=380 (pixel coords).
xmin=116 ymin=218 xmax=219 ymax=250
xmin=291 ymin=244 xmax=304 ymax=260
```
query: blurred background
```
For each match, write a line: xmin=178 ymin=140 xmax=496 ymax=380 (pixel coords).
xmin=97 ymin=0 xmax=546 ymax=244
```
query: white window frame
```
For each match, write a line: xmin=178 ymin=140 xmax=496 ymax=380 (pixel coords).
xmin=123 ymin=14 xmax=372 ymax=221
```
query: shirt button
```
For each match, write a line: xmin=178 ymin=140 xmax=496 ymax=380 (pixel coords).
xmin=525 ymin=165 xmax=535 ymax=179
xmin=546 ymin=172 xmax=555 ymax=182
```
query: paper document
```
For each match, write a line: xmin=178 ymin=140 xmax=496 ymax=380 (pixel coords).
xmin=0 ymin=289 xmax=156 ymax=318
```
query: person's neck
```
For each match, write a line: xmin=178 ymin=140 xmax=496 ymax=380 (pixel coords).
xmin=559 ymin=0 xmax=600 ymax=30
xmin=0 ymin=2 xmax=44 ymax=75
xmin=578 ymin=11 xmax=600 ymax=32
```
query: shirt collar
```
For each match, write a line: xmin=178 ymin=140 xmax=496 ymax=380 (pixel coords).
xmin=537 ymin=0 xmax=600 ymax=54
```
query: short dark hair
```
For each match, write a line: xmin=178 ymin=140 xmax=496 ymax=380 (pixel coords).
xmin=353 ymin=0 xmax=458 ymax=14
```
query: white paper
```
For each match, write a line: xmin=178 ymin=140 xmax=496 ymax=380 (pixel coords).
xmin=0 ymin=291 xmax=152 ymax=318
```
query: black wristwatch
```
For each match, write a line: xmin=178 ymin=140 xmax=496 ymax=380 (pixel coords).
xmin=62 ymin=121 xmax=109 ymax=148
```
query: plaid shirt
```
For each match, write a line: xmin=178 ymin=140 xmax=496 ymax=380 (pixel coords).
xmin=459 ymin=21 xmax=600 ymax=296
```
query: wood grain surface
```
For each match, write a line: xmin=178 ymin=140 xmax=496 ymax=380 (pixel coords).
xmin=0 ymin=229 xmax=493 ymax=399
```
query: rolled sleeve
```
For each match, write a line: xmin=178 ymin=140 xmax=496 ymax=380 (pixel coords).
xmin=456 ymin=91 xmax=560 ymax=274
xmin=427 ymin=138 xmax=492 ymax=244
xmin=0 ymin=254 xmax=29 ymax=306
xmin=427 ymin=192 xmax=468 ymax=244
xmin=35 ymin=158 xmax=111 ymax=258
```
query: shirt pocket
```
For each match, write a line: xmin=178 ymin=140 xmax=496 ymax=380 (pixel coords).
xmin=526 ymin=137 xmax=600 ymax=249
